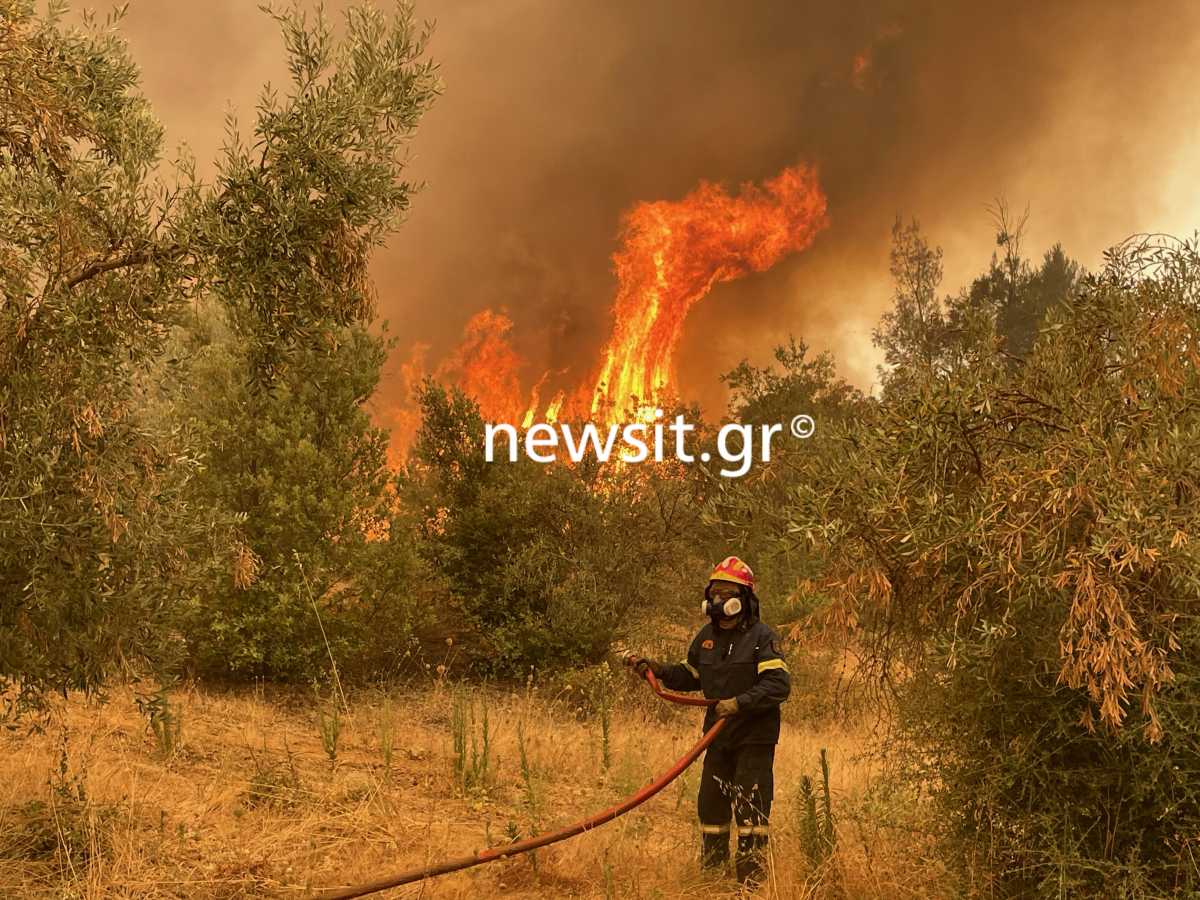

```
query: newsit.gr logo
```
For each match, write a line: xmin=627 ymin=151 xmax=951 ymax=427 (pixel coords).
xmin=483 ymin=409 xmax=816 ymax=478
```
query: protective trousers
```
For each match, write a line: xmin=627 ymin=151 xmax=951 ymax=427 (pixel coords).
xmin=697 ymin=742 xmax=775 ymax=883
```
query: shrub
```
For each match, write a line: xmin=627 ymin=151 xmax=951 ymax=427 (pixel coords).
xmin=403 ymin=381 xmax=702 ymax=677
xmin=243 ymin=743 xmax=305 ymax=810
xmin=773 ymin=234 xmax=1200 ymax=895
xmin=798 ymin=748 xmax=837 ymax=869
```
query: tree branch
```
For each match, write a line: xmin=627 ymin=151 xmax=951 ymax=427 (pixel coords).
xmin=66 ymin=243 xmax=181 ymax=289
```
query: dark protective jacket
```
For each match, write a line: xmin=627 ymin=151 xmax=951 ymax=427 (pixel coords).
xmin=656 ymin=616 xmax=791 ymax=747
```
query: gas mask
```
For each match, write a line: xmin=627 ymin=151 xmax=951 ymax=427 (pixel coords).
xmin=702 ymin=585 xmax=744 ymax=619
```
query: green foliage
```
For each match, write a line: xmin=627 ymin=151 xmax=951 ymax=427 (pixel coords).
xmin=602 ymin=853 xmax=617 ymax=899
xmin=166 ymin=0 xmax=439 ymax=684
xmin=317 ymin=700 xmax=342 ymax=769
xmin=723 ymin=336 xmax=864 ymax=431
xmin=963 ymin=204 xmax=1081 ymax=361
xmin=0 ymin=0 xmax=439 ymax=706
xmin=176 ymin=304 xmax=427 ymax=681
xmin=708 ymin=337 xmax=867 ymax=610
xmin=869 ymin=214 xmax=1015 ymax=404
xmin=188 ymin=1 xmax=439 ymax=381
xmin=547 ymin=664 xmax=608 ymax=718
xmin=0 ymin=0 xmax=229 ymax=710
xmin=516 ymin=719 xmax=539 ymax=810
xmin=173 ymin=0 xmax=438 ymax=683
xmin=403 ymin=381 xmax=702 ymax=676
xmin=598 ymin=694 xmax=613 ymax=773
xmin=243 ymin=741 xmax=305 ymax=810
xmin=872 ymin=216 xmax=948 ymax=376
xmin=515 ymin=718 xmax=542 ymax=871
xmin=1 ymin=733 xmax=114 ymax=873
xmin=556 ymin=660 xmax=624 ymax=771
xmin=775 ymin=230 xmax=1200 ymax=895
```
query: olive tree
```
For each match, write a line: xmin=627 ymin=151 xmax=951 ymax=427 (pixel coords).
xmin=1 ymin=0 xmax=439 ymax=704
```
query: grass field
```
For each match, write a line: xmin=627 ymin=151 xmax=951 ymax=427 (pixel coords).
xmin=0 ymin=664 xmax=955 ymax=899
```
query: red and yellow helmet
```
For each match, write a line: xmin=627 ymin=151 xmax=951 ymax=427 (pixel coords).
xmin=708 ymin=556 xmax=755 ymax=589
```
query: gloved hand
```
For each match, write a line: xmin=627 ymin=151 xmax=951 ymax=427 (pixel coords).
xmin=619 ymin=650 xmax=657 ymax=678
xmin=714 ymin=697 xmax=739 ymax=718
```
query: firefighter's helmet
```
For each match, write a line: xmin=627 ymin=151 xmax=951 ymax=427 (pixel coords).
xmin=708 ymin=556 xmax=755 ymax=589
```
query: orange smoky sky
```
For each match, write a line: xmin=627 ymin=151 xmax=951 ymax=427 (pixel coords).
xmin=106 ymin=1 xmax=1200 ymax=446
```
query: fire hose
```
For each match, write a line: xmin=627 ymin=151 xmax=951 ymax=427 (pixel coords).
xmin=311 ymin=670 xmax=724 ymax=899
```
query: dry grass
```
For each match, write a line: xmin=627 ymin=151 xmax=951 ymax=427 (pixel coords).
xmin=0 ymin=674 xmax=956 ymax=899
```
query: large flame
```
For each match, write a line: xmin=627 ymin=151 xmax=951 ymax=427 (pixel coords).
xmin=583 ymin=164 xmax=827 ymax=421
xmin=434 ymin=309 xmax=525 ymax=423
xmin=388 ymin=309 xmax=529 ymax=460
xmin=390 ymin=163 xmax=828 ymax=456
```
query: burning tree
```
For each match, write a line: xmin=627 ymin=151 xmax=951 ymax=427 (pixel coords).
xmin=391 ymin=164 xmax=830 ymax=455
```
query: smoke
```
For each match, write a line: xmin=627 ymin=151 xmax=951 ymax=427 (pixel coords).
xmin=110 ymin=0 xmax=1200 ymax=434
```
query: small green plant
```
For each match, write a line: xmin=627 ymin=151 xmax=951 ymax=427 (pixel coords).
xmin=584 ymin=662 xmax=617 ymax=772
xmin=675 ymin=767 xmax=693 ymax=812
xmin=599 ymin=700 xmax=612 ymax=772
xmin=517 ymin=720 xmax=538 ymax=809
xmin=602 ymin=850 xmax=617 ymax=899
xmin=451 ymin=686 xmax=492 ymax=794
xmin=609 ymin=746 xmax=646 ymax=800
xmin=317 ymin=701 xmax=342 ymax=769
xmin=51 ymin=731 xmax=88 ymax=807
xmin=135 ymin=688 xmax=182 ymax=758
xmin=517 ymin=719 xmax=541 ymax=872
xmin=798 ymin=747 xmax=837 ymax=867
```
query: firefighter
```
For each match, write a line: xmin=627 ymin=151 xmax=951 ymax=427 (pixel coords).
xmin=622 ymin=556 xmax=790 ymax=886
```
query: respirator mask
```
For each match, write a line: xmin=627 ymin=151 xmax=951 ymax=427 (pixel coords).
xmin=702 ymin=584 xmax=744 ymax=619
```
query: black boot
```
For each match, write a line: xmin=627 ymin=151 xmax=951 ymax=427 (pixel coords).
xmin=700 ymin=825 xmax=730 ymax=871
xmin=735 ymin=832 xmax=768 ymax=886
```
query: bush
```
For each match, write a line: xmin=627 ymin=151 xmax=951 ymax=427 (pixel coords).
xmin=773 ymin=234 xmax=1200 ymax=895
xmin=174 ymin=306 xmax=431 ymax=683
xmin=402 ymin=381 xmax=703 ymax=677
xmin=701 ymin=338 xmax=867 ymax=613
xmin=894 ymin=612 xmax=1200 ymax=897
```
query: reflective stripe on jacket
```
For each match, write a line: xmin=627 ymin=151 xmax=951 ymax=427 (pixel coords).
xmin=657 ymin=619 xmax=790 ymax=746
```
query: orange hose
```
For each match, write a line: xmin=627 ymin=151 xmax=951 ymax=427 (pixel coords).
xmin=642 ymin=669 xmax=715 ymax=707
xmin=311 ymin=670 xmax=720 ymax=899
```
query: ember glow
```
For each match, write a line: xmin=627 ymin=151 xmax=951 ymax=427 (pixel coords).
xmin=397 ymin=164 xmax=829 ymax=454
